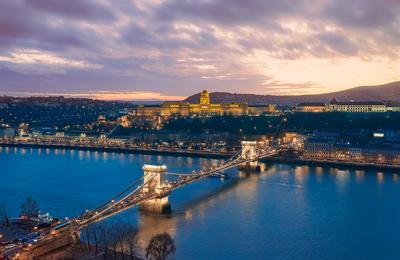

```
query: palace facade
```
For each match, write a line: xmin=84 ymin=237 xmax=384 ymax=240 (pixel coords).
xmin=136 ymin=90 xmax=275 ymax=117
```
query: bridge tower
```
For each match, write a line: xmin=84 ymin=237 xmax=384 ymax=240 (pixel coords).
xmin=239 ymin=141 xmax=261 ymax=172
xmin=140 ymin=164 xmax=171 ymax=214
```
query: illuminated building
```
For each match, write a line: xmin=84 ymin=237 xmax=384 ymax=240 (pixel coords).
xmin=161 ymin=90 xmax=248 ymax=116
xmin=136 ymin=90 xmax=275 ymax=117
xmin=136 ymin=105 xmax=162 ymax=117
xmin=303 ymin=138 xmax=400 ymax=164
xmin=297 ymin=102 xmax=327 ymax=112
xmin=161 ymin=102 xmax=190 ymax=117
xmin=248 ymin=104 xmax=277 ymax=115
xmin=385 ymin=101 xmax=400 ymax=112
xmin=328 ymin=99 xmax=386 ymax=112
xmin=119 ymin=115 xmax=133 ymax=128
xmin=18 ymin=123 xmax=30 ymax=135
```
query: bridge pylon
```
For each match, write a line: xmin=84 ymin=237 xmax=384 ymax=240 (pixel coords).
xmin=239 ymin=141 xmax=261 ymax=172
xmin=140 ymin=164 xmax=171 ymax=214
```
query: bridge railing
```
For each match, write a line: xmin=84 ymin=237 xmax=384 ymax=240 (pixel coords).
xmin=64 ymin=146 xmax=282 ymax=228
xmin=77 ymin=172 xmax=159 ymax=227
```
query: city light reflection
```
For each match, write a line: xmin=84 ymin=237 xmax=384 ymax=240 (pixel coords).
xmin=355 ymin=170 xmax=365 ymax=183
xmin=377 ymin=172 xmax=384 ymax=184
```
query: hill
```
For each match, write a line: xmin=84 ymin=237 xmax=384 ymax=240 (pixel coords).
xmin=184 ymin=81 xmax=400 ymax=104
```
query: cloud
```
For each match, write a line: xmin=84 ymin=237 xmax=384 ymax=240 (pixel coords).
xmin=3 ymin=90 xmax=185 ymax=101
xmin=25 ymin=0 xmax=116 ymax=22
xmin=0 ymin=49 xmax=101 ymax=74
xmin=0 ymin=0 xmax=399 ymax=97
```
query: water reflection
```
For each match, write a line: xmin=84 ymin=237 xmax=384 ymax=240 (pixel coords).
xmin=355 ymin=170 xmax=365 ymax=183
xmin=137 ymin=213 xmax=177 ymax=250
xmin=136 ymin=167 xmax=261 ymax=250
xmin=377 ymin=172 xmax=384 ymax=184
xmin=2 ymin=148 xmax=400 ymax=259
xmin=294 ymin=166 xmax=308 ymax=184
xmin=315 ymin=166 xmax=324 ymax=182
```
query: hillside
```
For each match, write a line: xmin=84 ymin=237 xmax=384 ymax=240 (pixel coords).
xmin=184 ymin=81 xmax=400 ymax=104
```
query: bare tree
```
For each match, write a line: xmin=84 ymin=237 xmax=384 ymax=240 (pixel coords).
xmin=20 ymin=196 xmax=39 ymax=232
xmin=116 ymin=223 xmax=129 ymax=260
xmin=80 ymin=223 xmax=100 ymax=253
xmin=109 ymin=223 xmax=121 ymax=258
xmin=98 ymin=224 xmax=111 ymax=257
xmin=0 ymin=203 xmax=9 ymax=226
xmin=146 ymin=232 xmax=176 ymax=260
xmin=123 ymin=225 xmax=139 ymax=260
xmin=83 ymin=225 xmax=91 ymax=250
xmin=91 ymin=223 xmax=99 ymax=254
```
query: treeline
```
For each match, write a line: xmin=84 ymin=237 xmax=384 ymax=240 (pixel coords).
xmin=1 ymin=197 xmax=176 ymax=260
xmin=163 ymin=112 xmax=400 ymax=134
xmin=80 ymin=222 xmax=176 ymax=260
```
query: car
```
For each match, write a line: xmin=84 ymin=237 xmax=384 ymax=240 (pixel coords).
xmin=5 ymin=243 xmax=16 ymax=249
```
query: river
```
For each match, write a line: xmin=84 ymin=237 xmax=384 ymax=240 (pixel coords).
xmin=1 ymin=147 xmax=400 ymax=259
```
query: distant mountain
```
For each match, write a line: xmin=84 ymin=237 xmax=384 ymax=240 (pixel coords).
xmin=184 ymin=81 xmax=400 ymax=105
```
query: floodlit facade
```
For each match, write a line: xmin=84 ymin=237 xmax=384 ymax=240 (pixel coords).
xmin=327 ymin=99 xmax=386 ymax=112
xmin=135 ymin=90 xmax=275 ymax=117
xmin=297 ymin=102 xmax=327 ymax=112
xmin=303 ymin=138 xmax=400 ymax=164
xmin=161 ymin=90 xmax=248 ymax=116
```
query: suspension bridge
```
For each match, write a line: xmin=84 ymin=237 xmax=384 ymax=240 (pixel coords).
xmin=10 ymin=141 xmax=285 ymax=257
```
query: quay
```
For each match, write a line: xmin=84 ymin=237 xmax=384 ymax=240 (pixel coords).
xmin=0 ymin=141 xmax=232 ymax=159
xmin=2 ymin=141 xmax=400 ymax=171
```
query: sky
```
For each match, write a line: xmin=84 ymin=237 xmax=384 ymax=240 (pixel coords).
xmin=0 ymin=0 xmax=399 ymax=100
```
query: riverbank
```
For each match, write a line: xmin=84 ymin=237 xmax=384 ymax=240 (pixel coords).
xmin=2 ymin=142 xmax=400 ymax=171
xmin=262 ymin=156 xmax=400 ymax=171
xmin=0 ymin=142 xmax=232 ymax=159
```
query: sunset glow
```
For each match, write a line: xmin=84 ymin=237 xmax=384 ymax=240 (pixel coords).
xmin=0 ymin=0 xmax=399 ymax=99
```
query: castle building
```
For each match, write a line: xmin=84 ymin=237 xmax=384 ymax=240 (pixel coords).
xmin=136 ymin=90 xmax=259 ymax=117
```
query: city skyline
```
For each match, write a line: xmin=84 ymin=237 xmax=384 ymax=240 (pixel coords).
xmin=0 ymin=0 xmax=399 ymax=100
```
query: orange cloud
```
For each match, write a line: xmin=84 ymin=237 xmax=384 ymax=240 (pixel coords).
xmin=3 ymin=91 xmax=185 ymax=101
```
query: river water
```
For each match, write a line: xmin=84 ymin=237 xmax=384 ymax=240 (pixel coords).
xmin=1 ymin=147 xmax=400 ymax=260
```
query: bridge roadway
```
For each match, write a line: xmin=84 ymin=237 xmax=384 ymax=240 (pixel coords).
xmin=4 ymin=145 xmax=284 ymax=258
xmin=75 ymin=146 xmax=281 ymax=227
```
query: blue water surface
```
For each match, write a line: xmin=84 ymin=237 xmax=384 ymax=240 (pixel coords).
xmin=1 ymin=147 xmax=400 ymax=260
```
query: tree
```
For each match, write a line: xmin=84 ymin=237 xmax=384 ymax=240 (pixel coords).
xmin=115 ymin=223 xmax=130 ymax=260
xmin=98 ymin=224 xmax=111 ymax=257
xmin=123 ymin=225 xmax=139 ymax=260
xmin=90 ymin=223 xmax=99 ymax=253
xmin=109 ymin=223 xmax=124 ymax=258
xmin=20 ymin=196 xmax=39 ymax=232
xmin=81 ymin=225 xmax=91 ymax=250
xmin=146 ymin=233 xmax=176 ymax=260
